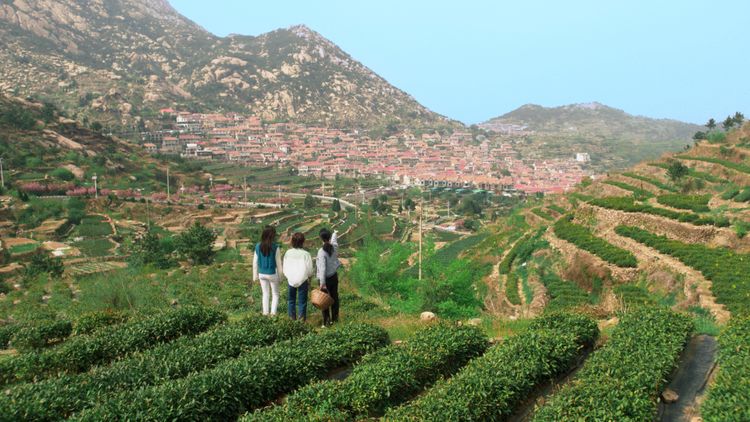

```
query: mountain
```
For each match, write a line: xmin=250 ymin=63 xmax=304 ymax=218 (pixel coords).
xmin=0 ymin=0 xmax=456 ymax=132
xmin=480 ymin=102 xmax=702 ymax=170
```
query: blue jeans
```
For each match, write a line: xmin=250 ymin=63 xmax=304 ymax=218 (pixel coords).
xmin=288 ymin=281 xmax=309 ymax=321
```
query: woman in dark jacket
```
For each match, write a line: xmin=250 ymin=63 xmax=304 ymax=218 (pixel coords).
xmin=316 ymin=228 xmax=341 ymax=326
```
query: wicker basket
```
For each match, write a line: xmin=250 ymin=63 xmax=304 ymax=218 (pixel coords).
xmin=311 ymin=289 xmax=334 ymax=310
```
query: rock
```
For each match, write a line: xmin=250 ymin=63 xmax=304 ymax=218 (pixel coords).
xmin=420 ymin=311 xmax=436 ymax=322
xmin=598 ymin=316 xmax=619 ymax=331
xmin=170 ymin=298 xmax=179 ymax=307
xmin=661 ymin=388 xmax=679 ymax=403
xmin=393 ymin=340 xmax=404 ymax=346
xmin=467 ymin=318 xmax=482 ymax=326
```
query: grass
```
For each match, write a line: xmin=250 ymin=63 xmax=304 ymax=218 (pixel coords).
xmin=9 ymin=243 xmax=40 ymax=255
xmin=622 ymin=172 xmax=678 ymax=192
xmin=73 ymin=239 xmax=115 ymax=257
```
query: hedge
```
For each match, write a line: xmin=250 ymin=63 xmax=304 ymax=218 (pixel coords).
xmin=9 ymin=320 xmax=73 ymax=351
xmin=615 ymin=225 xmax=750 ymax=315
xmin=677 ymin=155 xmax=750 ymax=175
xmin=0 ymin=306 xmax=225 ymax=386
xmin=499 ymin=228 xmax=546 ymax=274
xmin=733 ymin=187 xmax=750 ymax=202
xmin=531 ymin=307 xmax=692 ymax=421
xmin=385 ymin=313 xmax=598 ymax=421
xmin=531 ymin=208 xmax=553 ymax=221
xmin=1 ymin=317 xmax=310 ymax=421
xmin=0 ymin=324 xmax=19 ymax=349
xmin=589 ymin=197 xmax=729 ymax=228
xmin=649 ymin=162 xmax=725 ymax=183
xmin=72 ymin=310 xmax=129 ymax=336
xmin=540 ymin=271 xmax=589 ymax=312
xmin=547 ymin=204 xmax=566 ymax=215
xmin=73 ymin=323 xmax=389 ymax=421
xmin=603 ymin=180 xmax=654 ymax=199
xmin=622 ymin=172 xmax=678 ymax=192
xmin=245 ymin=324 xmax=488 ymax=421
xmin=701 ymin=316 xmax=750 ymax=421
xmin=505 ymin=272 xmax=521 ymax=305
xmin=656 ymin=194 xmax=711 ymax=212
xmin=553 ymin=215 xmax=637 ymax=268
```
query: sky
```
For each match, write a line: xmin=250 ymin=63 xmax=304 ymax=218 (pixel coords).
xmin=171 ymin=0 xmax=750 ymax=125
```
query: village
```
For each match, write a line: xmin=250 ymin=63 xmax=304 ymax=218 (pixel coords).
xmin=142 ymin=110 xmax=591 ymax=195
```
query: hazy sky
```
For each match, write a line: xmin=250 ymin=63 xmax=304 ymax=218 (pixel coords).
xmin=171 ymin=0 xmax=749 ymax=125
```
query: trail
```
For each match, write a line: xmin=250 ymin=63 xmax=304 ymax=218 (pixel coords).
xmin=658 ymin=335 xmax=718 ymax=422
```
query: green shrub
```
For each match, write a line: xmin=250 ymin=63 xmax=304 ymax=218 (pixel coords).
xmin=24 ymin=252 xmax=64 ymax=279
xmin=72 ymin=310 xmax=129 ymax=336
xmin=50 ymin=168 xmax=76 ymax=181
xmin=701 ymin=316 xmax=750 ymax=421
xmin=499 ymin=229 xmax=546 ymax=274
xmin=589 ymin=196 xmax=728 ymax=227
xmin=2 ymin=317 xmax=309 ymax=420
xmin=553 ymin=215 xmax=637 ymax=268
xmin=614 ymin=284 xmax=654 ymax=307
xmin=539 ymin=270 xmax=589 ymax=312
xmin=615 ymin=225 xmax=750 ymax=315
xmin=603 ymin=180 xmax=654 ymax=199
xmin=733 ymin=187 xmax=750 ymax=202
xmin=0 ymin=306 xmax=224 ymax=386
xmin=386 ymin=313 xmax=598 ymax=421
xmin=74 ymin=324 xmax=389 ymax=421
xmin=9 ymin=319 xmax=72 ymax=351
xmin=247 ymin=324 xmax=488 ymax=421
xmin=721 ymin=186 xmax=741 ymax=200
xmin=506 ymin=272 xmax=521 ymax=305
xmin=531 ymin=208 xmax=553 ymax=221
xmin=656 ymin=194 xmax=711 ymax=212
xmin=622 ymin=172 xmax=677 ymax=192
xmin=174 ymin=222 xmax=217 ymax=265
xmin=678 ymin=155 xmax=750 ymax=175
xmin=531 ymin=308 xmax=692 ymax=421
xmin=547 ymin=204 xmax=566 ymax=215
xmin=0 ymin=324 xmax=19 ymax=349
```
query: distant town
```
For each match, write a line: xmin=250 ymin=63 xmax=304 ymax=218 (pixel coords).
xmin=141 ymin=110 xmax=592 ymax=194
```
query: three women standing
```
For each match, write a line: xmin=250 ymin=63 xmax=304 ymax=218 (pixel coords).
xmin=252 ymin=226 xmax=283 ymax=316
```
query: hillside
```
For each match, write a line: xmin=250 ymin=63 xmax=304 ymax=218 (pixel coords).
xmin=0 ymin=0 xmax=456 ymax=131
xmin=480 ymin=102 xmax=701 ymax=170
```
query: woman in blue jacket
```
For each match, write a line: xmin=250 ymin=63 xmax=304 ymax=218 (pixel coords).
xmin=253 ymin=226 xmax=283 ymax=316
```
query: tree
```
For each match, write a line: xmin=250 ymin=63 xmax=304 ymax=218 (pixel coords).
xmin=404 ymin=197 xmax=416 ymax=211
xmin=693 ymin=131 xmax=706 ymax=141
xmin=706 ymin=118 xmax=716 ymax=130
xmin=303 ymin=194 xmax=317 ymax=209
xmin=90 ymin=121 xmax=103 ymax=133
xmin=25 ymin=252 xmax=64 ymax=279
xmin=129 ymin=230 xmax=176 ymax=269
xmin=51 ymin=167 xmax=76 ymax=181
xmin=41 ymin=102 xmax=55 ymax=123
xmin=66 ymin=197 xmax=86 ymax=225
xmin=459 ymin=198 xmax=482 ymax=215
xmin=331 ymin=199 xmax=341 ymax=212
xmin=174 ymin=222 xmax=217 ymax=265
xmin=723 ymin=116 xmax=735 ymax=131
xmin=734 ymin=112 xmax=745 ymax=126
xmin=666 ymin=160 xmax=689 ymax=182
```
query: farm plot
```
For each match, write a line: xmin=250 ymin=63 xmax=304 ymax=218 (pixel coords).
xmin=701 ymin=316 xmax=750 ymax=421
xmin=65 ymin=261 xmax=127 ymax=276
xmin=589 ymin=197 xmax=729 ymax=227
xmin=553 ymin=215 xmax=637 ymax=268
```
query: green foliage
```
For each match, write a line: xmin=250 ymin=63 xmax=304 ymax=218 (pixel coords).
xmin=50 ymin=167 xmax=75 ymax=181
xmin=650 ymin=161 xmax=724 ymax=183
xmin=589 ymin=196 xmax=729 ymax=227
xmin=547 ymin=204 xmax=566 ymax=215
xmin=75 ymin=324 xmax=389 ymax=421
xmin=24 ymin=252 xmax=65 ymax=279
xmin=15 ymin=198 xmax=65 ymax=228
xmin=66 ymin=197 xmax=86 ymax=225
xmin=666 ymin=160 xmax=690 ymax=181
xmin=553 ymin=215 xmax=637 ymax=267
xmin=678 ymin=155 xmax=750 ymax=175
xmin=539 ymin=269 xmax=590 ymax=312
xmin=0 ymin=103 xmax=37 ymax=130
xmin=614 ymin=284 xmax=655 ymax=307
xmin=303 ymin=194 xmax=317 ymax=209
xmin=331 ymin=199 xmax=341 ymax=212
xmin=505 ymin=272 xmax=521 ymax=305
xmin=733 ymin=187 xmax=750 ymax=202
xmin=721 ymin=185 xmax=741 ymax=200
xmin=0 ymin=324 xmax=19 ymax=349
xmin=75 ymin=215 xmax=113 ymax=237
xmin=3 ymin=317 xmax=309 ymax=420
xmin=387 ymin=313 xmax=598 ymax=421
xmin=701 ymin=316 xmax=750 ymax=421
xmin=531 ymin=208 xmax=553 ymax=220
xmin=499 ymin=229 xmax=547 ymax=274
xmin=603 ymin=180 xmax=654 ymax=199
xmin=622 ymin=172 xmax=677 ymax=192
xmin=532 ymin=308 xmax=692 ymax=421
xmin=9 ymin=319 xmax=72 ymax=351
xmin=734 ymin=221 xmax=750 ymax=239
xmin=707 ymin=131 xmax=727 ymax=143
xmin=174 ymin=222 xmax=217 ymax=265
xmin=0 ymin=306 xmax=225 ymax=386
xmin=247 ymin=324 xmax=488 ymax=421
xmin=128 ymin=230 xmax=176 ymax=269
xmin=615 ymin=225 xmax=750 ymax=315
xmin=72 ymin=310 xmax=129 ymax=336
xmin=656 ymin=193 xmax=711 ymax=212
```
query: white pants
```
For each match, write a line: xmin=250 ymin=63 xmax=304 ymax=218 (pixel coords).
xmin=259 ymin=274 xmax=280 ymax=315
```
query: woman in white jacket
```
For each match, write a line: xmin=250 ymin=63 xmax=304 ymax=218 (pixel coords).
xmin=253 ymin=226 xmax=283 ymax=316
xmin=283 ymin=232 xmax=313 ymax=321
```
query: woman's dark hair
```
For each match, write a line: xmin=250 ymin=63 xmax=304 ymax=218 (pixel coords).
xmin=291 ymin=232 xmax=305 ymax=249
xmin=319 ymin=228 xmax=333 ymax=257
xmin=259 ymin=226 xmax=276 ymax=256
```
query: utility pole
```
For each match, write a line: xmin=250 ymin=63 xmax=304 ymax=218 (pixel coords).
xmin=92 ymin=174 xmax=98 ymax=199
xmin=0 ymin=157 xmax=5 ymax=189
xmin=166 ymin=167 xmax=170 ymax=201
xmin=243 ymin=176 xmax=247 ymax=202
xmin=418 ymin=200 xmax=423 ymax=281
